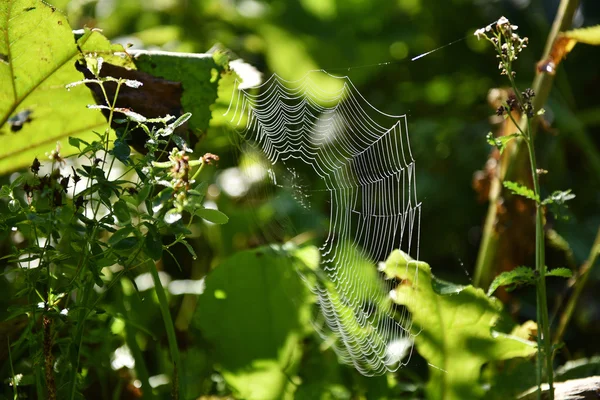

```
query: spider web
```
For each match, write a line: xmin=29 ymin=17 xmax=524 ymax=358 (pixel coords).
xmin=224 ymin=70 xmax=422 ymax=376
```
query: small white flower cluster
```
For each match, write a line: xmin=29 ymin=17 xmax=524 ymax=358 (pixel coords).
xmin=474 ymin=16 xmax=528 ymax=77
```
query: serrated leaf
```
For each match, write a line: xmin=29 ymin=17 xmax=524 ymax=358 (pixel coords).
xmin=547 ymin=267 xmax=572 ymax=278
xmin=487 ymin=266 xmax=536 ymax=296
xmin=196 ymin=207 xmax=229 ymax=224
xmin=503 ymin=180 xmax=539 ymax=202
xmin=382 ymin=250 xmax=536 ymax=400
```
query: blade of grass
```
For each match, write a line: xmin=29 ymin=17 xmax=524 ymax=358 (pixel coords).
xmin=554 ymin=227 xmax=600 ymax=344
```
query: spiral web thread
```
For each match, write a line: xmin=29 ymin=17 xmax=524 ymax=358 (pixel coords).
xmin=225 ymin=70 xmax=422 ymax=376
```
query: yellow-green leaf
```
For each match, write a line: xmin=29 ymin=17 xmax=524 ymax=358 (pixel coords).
xmin=563 ymin=25 xmax=600 ymax=45
xmin=0 ymin=1 xmax=100 ymax=172
xmin=381 ymin=250 xmax=537 ymax=400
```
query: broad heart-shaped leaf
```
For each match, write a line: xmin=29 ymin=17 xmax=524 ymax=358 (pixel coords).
xmin=193 ymin=245 xmax=312 ymax=400
xmin=0 ymin=3 xmax=97 ymax=172
xmin=0 ymin=1 xmax=135 ymax=174
xmin=381 ymin=250 xmax=536 ymax=400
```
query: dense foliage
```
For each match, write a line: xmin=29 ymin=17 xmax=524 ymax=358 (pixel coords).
xmin=1 ymin=0 xmax=599 ymax=399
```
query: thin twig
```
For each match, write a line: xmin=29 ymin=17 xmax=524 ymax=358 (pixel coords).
xmin=554 ymin=228 xmax=600 ymax=344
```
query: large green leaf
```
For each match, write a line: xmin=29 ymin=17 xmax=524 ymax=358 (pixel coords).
xmin=193 ymin=245 xmax=312 ymax=400
xmin=381 ymin=250 xmax=536 ymax=400
xmin=0 ymin=1 xmax=112 ymax=173
xmin=0 ymin=0 xmax=225 ymax=174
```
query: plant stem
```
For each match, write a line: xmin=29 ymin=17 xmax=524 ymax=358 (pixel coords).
xmin=473 ymin=0 xmax=580 ymax=290
xmin=554 ymin=227 xmax=600 ymax=344
xmin=148 ymin=259 xmax=183 ymax=399
xmin=7 ymin=338 xmax=17 ymax=400
xmin=523 ymin=120 xmax=553 ymax=399
xmin=43 ymin=315 xmax=57 ymax=400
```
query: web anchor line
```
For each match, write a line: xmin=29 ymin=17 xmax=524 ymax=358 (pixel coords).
xmin=319 ymin=18 xmax=500 ymax=73
xmin=225 ymin=68 xmax=423 ymax=376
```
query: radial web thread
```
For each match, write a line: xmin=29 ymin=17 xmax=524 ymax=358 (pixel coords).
xmin=225 ymin=70 xmax=422 ymax=376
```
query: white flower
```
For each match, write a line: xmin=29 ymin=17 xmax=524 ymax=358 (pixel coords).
xmin=497 ymin=16 xmax=509 ymax=27
xmin=474 ymin=28 xmax=486 ymax=39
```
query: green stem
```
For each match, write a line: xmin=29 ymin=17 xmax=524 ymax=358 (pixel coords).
xmin=472 ymin=0 xmax=580 ymax=290
xmin=523 ymin=119 xmax=553 ymax=399
xmin=7 ymin=338 xmax=17 ymax=400
xmin=148 ymin=259 xmax=183 ymax=399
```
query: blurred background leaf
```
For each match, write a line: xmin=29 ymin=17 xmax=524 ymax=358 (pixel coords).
xmin=193 ymin=245 xmax=312 ymax=400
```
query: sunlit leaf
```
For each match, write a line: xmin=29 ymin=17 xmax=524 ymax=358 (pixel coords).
xmin=487 ymin=266 xmax=536 ymax=296
xmin=382 ymin=250 xmax=537 ymax=400
xmin=0 ymin=1 xmax=134 ymax=173
xmin=546 ymin=267 xmax=572 ymax=279
xmin=503 ymin=180 xmax=539 ymax=202
xmin=195 ymin=207 xmax=229 ymax=224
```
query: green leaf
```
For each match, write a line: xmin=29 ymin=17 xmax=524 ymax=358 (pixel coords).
xmin=487 ymin=266 xmax=536 ymax=296
xmin=195 ymin=207 xmax=229 ymax=224
xmin=486 ymin=132 xmax=519 ymax=154
xmin=193 ymin=246 xmax=312 ymax=400
xmin=178 ymin=238 xmax=197 ymax=259
xmin=0 ymin=2 xmax=132 ymax=173
xmin=542 ymin=189 xmax=575 ymax=205
xmin=111 ymin=137 xmax=131 ymax=164
xmin=503 ymin=180 xmax=539 ymax=202
xmin=143 ymin=223 xmax=163 ymax=261
xmin=107 ymin=226 xmax=136 ymax=246
xmin=136 ymin=184 xmax=152 ymax=205
xmin=546 ymin=267 xmax=572 ymax=278
xmin=563 ymin=25 xmax=600 ymax=45
xmin=111 ymin=236 xmax=138 ymax=251
xmin=113 ymin=199 xmax=131 ymax=225
xmin=381 ymin=250 xmax=536 ymax=400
